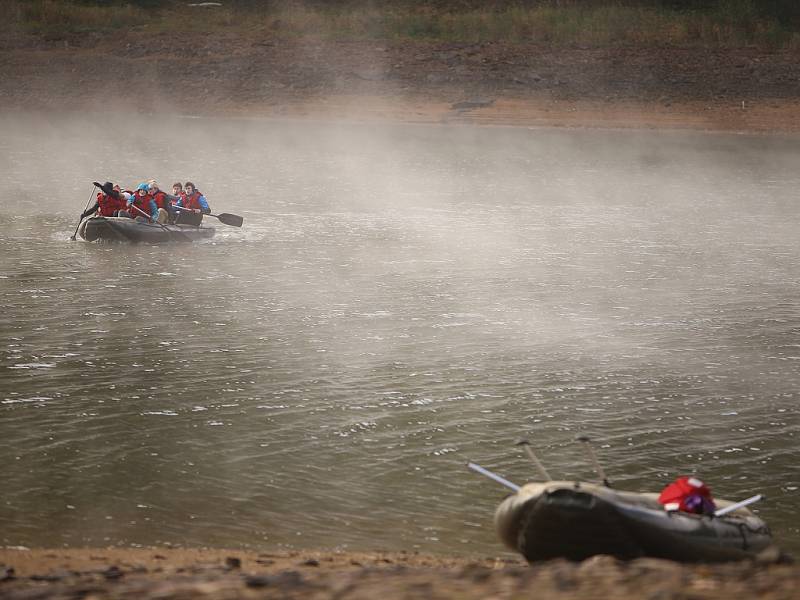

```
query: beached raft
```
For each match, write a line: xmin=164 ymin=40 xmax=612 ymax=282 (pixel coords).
xmin=494 ymin=480 xmax=776 ymax=563
xmin=78 ymin=216 xmax=215 ymax=243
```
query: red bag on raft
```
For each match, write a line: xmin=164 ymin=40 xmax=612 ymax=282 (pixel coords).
xmin=658 ymin=476 xmax=716 ymax=515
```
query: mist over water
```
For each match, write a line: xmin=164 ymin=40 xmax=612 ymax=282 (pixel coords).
xmin=1 ymin=112 xmax=798 ymax=556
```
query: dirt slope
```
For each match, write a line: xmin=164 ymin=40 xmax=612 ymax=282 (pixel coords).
xmin=2 ymin=31 xmax=799 ymax=132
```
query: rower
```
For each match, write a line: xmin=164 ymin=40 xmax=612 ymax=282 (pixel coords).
xmin=123 ymin=183 xmax=158 ymax=221
xmin=81 ymin=181 xmax=126 ymax=219
xmin=176 ymin=181 xmax=210 ymax=226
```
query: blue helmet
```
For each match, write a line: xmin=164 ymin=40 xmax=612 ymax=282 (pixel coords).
xmin=136 ymin=183 xmax=149 ymax=191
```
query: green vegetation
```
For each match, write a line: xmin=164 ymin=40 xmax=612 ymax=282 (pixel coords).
xmin=8 ymin=0 xmax=800 ymax=48
xmin=10 ymin=0 xmax=149 ymax=34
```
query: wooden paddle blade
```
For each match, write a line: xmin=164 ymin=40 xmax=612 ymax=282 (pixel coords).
xmin=215 ymin=213 xmax=243 ymax=227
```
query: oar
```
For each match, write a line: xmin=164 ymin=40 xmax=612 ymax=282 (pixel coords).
xmin=130 ymin=204 xmax=192 ymax=242
xmin=70 ymin=186 xmax=97 ymax=241
xmin=577 ymin=435 xmax=612 ymax=488
xmin=714 ymin=494 xmax=764 ymax=517
xmin=467 ymin=462 xmax=521 ymax=492
xmin=515 ymin=439 xmax=551 ymax=481
xmin=174 ymin=205 xmax=243 ymax=227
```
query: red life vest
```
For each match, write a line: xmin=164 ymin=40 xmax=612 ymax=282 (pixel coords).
xmin=182 ymin=191 xmax=203 ymax=211
xmin=129 ymin=192 xmax=154 ymax=219
xmin=151 ymin=191 xmax=169 ymax=210
xmin=97 ymin=192 xmax=125 ymax=217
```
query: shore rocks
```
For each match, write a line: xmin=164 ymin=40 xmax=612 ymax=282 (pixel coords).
xmin=1 ymin=548 xmax=800 ymax=600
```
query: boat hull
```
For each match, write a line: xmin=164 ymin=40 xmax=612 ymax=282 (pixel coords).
xmin=494 ymin=481 xmax=775 ymax=563
xmin=78 ymin=216 xmax=215 ymax=243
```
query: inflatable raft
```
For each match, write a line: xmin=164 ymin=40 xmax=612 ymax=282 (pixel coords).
xmin=78 ymin=216 xmax=215 ymax=243
xmin=493 ymin=480 xmax=776 ymax=563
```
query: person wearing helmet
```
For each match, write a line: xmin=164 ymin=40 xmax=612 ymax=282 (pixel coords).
xmin=121 ymin=182 xmax=158 ymax=221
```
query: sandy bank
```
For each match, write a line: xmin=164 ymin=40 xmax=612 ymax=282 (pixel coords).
xmin=213 ymin=94 xmax=800 ymax=134
xmin=1 ymin=547 xmax=798 ymax=600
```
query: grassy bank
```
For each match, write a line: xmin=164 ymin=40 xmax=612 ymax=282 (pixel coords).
xmin=8 ymin=0 xmax=800 ymax=49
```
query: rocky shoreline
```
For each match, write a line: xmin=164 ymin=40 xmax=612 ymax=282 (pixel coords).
xmin=1 ymin=547 xmax=799 ymax=600
xmin=2 ymin=32 xmax=800 ymax=133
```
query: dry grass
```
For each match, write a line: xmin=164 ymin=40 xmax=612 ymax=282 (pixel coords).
xmin=12 ymin=0 xmax=150 ymax=33
xmin=7 ymin=0 xmax=800 ymax=49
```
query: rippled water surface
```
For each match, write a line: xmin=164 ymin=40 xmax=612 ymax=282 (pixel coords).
xmin=1 ymin=113 xmax=798 ymax=555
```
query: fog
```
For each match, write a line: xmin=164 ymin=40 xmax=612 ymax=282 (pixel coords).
xmin=1 ymin=111 xmax=799 ymax=554
xmin=3 ymin=111 xmax=798 ymax=359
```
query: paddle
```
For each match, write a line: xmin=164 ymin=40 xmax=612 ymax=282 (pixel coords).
xmin=129 ymin=204 xmax=192 ymax=242
xmin=577 ymin=436 xmax=611 ymax=488
xmin=174 ymin=205 xmax=243 ymax=227
xmin=467 ymin=462 xmax=521 ymax=492
xmin=714 ymin=494 xmax=764 ymax=517
xmin=515 ymin=439 xmax=551 ymax=481
xmin=70 ymin=185 xmax=98 ymax=241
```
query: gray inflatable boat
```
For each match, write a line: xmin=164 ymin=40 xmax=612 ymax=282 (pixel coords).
xmin=470 ymin=437 xmax=779 ymax=563
xmin=78 ymin=216 xmax=215 ymax=244
xmin=494 ymin=480 xmax=776 ymax=563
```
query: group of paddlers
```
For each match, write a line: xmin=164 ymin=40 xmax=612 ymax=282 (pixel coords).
xmin=81 ymin=180 xmax=211 ymax=226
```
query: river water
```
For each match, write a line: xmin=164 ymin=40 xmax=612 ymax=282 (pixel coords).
xmin=1 ymin=112 xmax=798 ymax=556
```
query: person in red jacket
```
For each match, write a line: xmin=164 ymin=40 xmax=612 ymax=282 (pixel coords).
xmin=81 ymin=182 xmax=127 ymax=219
xmin=121 ymin=183 xmax=158 ymax=221
xmin=176 ymin=181 xmax=210 ymax=226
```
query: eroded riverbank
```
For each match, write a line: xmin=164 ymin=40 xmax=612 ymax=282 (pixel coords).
xmin=2 ymin=32 xmax=800 ymax=133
